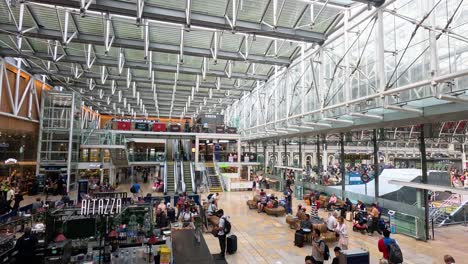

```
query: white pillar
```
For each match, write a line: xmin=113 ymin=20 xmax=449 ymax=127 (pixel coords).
xmin=462 ymin=145 xmax=467 ymax=170
xmin=322 ymin=149 xmax=328 ymax=171
xmin=237 ymin=139 xmax=241 ymax=164
xmin=195 ymin=137 xmax=199 ymax=163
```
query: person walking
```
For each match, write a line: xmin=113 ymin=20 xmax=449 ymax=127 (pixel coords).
xmin=6 ymin=186 xmax=14 ymax=210
xmin=335 ymin=216 xmax=348 ymax=250
xmin=12 ymin=187 xmax=23 ymax=212
xmin=130 ymin=181 xmax=141 ymax=201
xmin=311 ymin=228 xmax=325 ymax=264
xmin=216 ymin=209 xmax=227 ymax=260
xmin=368 ymin=203 xmax=382 ymax=236
xmin=15 ymin=227 xmax=38 ymax=264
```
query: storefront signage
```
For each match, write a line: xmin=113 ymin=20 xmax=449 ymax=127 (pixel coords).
xmin=88 ymin=163 xmax=103 ymax=169
xmin=4 ymin=158 xmax=17 ymax=164
xmin=80 ymin=198 xmax=122 ymax=216
xmin=112 ymin=118 xmax=156 ymax=123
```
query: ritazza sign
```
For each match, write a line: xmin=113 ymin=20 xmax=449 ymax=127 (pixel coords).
xmin=80 ymin=198 xmax=122 ymax=216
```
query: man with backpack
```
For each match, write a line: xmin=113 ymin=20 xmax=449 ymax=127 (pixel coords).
xmin=378 ymin=229 xmax=403 ymax=264
xmin=311 ymin=228 xmax=329 ymax=264
xmin=215 ymin=209 xmax=231 ymax=260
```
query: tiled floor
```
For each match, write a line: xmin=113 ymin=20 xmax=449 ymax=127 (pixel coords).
xmin=20 ymin=184 xmax=468 ymax=264
xmin=201 ymin=190 xmax=468 ymax=264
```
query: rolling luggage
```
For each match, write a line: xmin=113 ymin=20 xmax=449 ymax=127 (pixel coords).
xmin=227 ymin=234 xmax=237 ymax=254
xmin=346 ymin=211 xmax=353 ymax=222
xmin=294 ymin=231 xmax=304 ymax=248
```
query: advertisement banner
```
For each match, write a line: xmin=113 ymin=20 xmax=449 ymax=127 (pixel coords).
xmin=135 ymin=122 xmax=149 ymax=131
xmin=117 ymin=121 xmax=131 ymax=130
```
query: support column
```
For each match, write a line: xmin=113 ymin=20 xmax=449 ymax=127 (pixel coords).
xmin=298 ymin=138 xmax=302 ymax=168
xmin=316 ymin=135 xmax=321 ymax=171
xmin=322 ymin=140 xmax=328 ymax=172
xmin=420 ymin=124 xmax=429 ymax=240
xmin=237 ymin=139 xmax=241 ymax=164
xmin=284 ymin=140 xmax=288 ymax=166
xmin=195 ymin=137 xmax=199 ymax=163
xmin=340 ymin=133 xmax=346 ymax=199
xmin=66 ymin=93 xmax=75 ymax=193
xmin=462 ymin=144 xmax=466 ymax=170
xmin=373 ymin=129 xmax=380 ymax=197
xmin=273 ymin=143 xmax=276 ymax=174
xmin=263 ymin=144 xmax=267 ymax=174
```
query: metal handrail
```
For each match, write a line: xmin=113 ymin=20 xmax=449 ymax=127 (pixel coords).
xmin=164 ymin=162 xmax=168 ymax=194
xmin=174 ymin=161 xmax=178 ymax=194
xmin=180 ymin=161 xmax=186 ymax=193
xmin=190 ymin=162 xmax=196 ymax=193
xmin=213 ymin=158 xmax=226 ymax=192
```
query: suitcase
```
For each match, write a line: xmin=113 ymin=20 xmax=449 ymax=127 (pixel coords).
xmin=227 ymin=234 xmax=237 ymax=254
xmin=346 ymin=212 xmax=353 ymax=222
xmin=294 ymin=231 xmax=304 ymax=248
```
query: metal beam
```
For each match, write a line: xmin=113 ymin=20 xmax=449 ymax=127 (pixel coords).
xmin=29 ymin=68 xmax=253 ymax=91
xmin=26 ymin=0 xmax=326 ymax=43
xmin=0 ymin=23 xmax=290 ymax=66
xmin=0 ymin=48 xmax=268 ymax=81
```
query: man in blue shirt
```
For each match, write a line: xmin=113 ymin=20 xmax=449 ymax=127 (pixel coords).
xmin=131 ymin=182 xmax=141 ymax=200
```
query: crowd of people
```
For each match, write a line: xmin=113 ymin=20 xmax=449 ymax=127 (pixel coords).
xmin=450 ymin=168 xmax=468 ymax=188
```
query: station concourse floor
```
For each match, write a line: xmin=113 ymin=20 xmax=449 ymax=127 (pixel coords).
xmin=24 ymin=184 xmax=468 ymax=264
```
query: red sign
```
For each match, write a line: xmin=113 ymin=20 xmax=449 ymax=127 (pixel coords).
xmin=153 ymin=123 xmax=166 ymax=132
xmin=117 ymin=121 xmax=131 ymax=130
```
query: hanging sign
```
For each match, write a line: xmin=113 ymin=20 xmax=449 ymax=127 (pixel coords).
xmin=80 ymin=198 xmax=122 ymax=216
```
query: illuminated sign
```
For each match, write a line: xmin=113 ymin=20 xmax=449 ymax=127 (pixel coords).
xmin=4 ymin=158 xmax=17 ymax=164
xmin=80 ymin=198 xmax=122 ymax=216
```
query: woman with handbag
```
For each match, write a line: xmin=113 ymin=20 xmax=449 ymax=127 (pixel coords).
xmin=335 ymin=216 xmax=348 ymax=250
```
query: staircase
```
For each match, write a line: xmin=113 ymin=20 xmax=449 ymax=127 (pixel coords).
xmin=109 ymin=148 xmax=128 ymax=167
xmin=430 ymin=194 xmax=460 ymax=227
xmin=183 ymin=162 xmax=193 ymax=193
xmin=205 ymin=164 xmax=223 ymax=193
xmin=166 ymin=162 xmax=175 ymax=194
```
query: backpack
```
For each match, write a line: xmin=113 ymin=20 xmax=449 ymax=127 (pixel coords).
xmin=207 ymin=193 xmax=214 ymax=200
xmin=387 ymin=239 xmax=403 ymax=263
xmin=320 ymin=240 xmax=330 ymax=261
xmin=130 ymin=185 xmax=136 ymax=193
xmin=223 ymin=217 xmax=231 ymax=234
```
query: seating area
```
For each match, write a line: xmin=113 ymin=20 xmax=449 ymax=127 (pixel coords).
xmin=245 ymin=193 xmax=286 ymax=217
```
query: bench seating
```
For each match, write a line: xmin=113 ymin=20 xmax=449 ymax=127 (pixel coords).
xmin=264 ymin=206 xmax=286 ymax=217
xmin=246 ymin=200 xmax=257 ymax=209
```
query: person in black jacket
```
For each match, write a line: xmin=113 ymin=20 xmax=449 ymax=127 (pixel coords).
xmin=332 ymin=246 xmax=341 ymax=264
xmin=155 ymin=208 xmax=169 ymax=230
xmin=15 ymin=227 xmax=38 ymax=264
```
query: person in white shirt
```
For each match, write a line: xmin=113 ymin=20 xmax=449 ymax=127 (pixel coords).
xmin=216 ymin=209 xmax=227 ymax=259
xmin=326 ymin=212 xmax=337 ymax=232
xmin=335 ymin=216 xmax=349 ymax=250
xmin=207 ymin=200 xmax=217 ymax=216
xmin=6 ymin=187 xmax=14 ymax=209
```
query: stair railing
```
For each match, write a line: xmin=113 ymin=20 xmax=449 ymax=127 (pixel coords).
xmin=213 ymin=158 xmax=226 ymax=192
xmin=190 ymin=161 xmax=196 ymax=193
xmin=180 ymin=161 xmax=186 ymax=193
xmin=164 ymin=162 xmax=168 ymax=194
xmin=174 ymin=161 xmax=178 ymax=194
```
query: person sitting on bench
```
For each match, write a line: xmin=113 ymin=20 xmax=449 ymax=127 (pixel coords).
xmin=300 ymin=214 xmax=312 ymax=232
xmin=327 ymin=193 xmax=338 ymax=211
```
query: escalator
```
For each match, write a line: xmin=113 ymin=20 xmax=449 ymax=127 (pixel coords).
xmin=182 ymin=162 xmax=193 ymax=193
xmin=166 ymin=162 xmax=175 ymax=194
xmin=166 ymin=139 xmax=174 ymax=162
